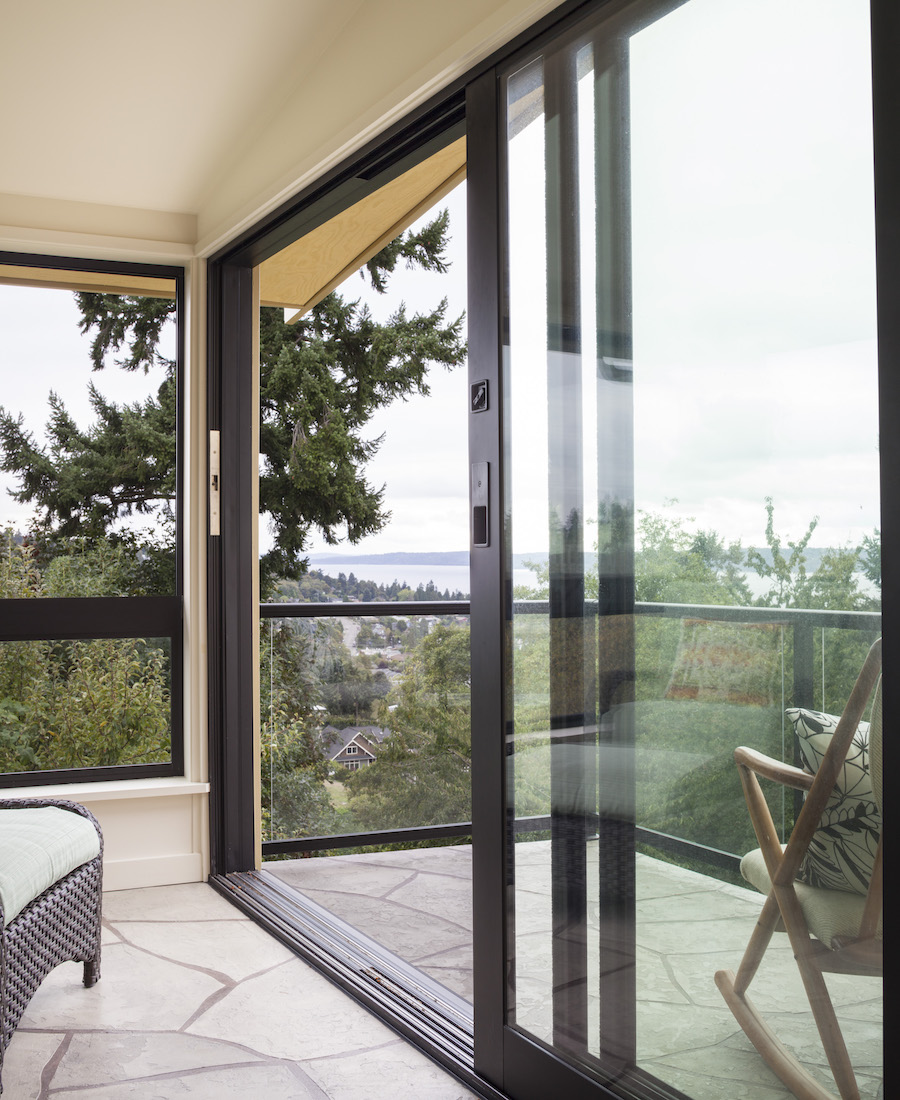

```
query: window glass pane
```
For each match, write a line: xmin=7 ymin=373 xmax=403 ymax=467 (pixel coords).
xmin=629 ymin=4 xmax=881 ymax=1090
xmin=0 ymin=637 xmax=171 ymax=772
xmin=0 ymin=274 xmax=178 ymax=596
xmin=502 ymin=0 xmax=881 ymax=1096
xmin=1 ymin=263 xmax=180 ymax=782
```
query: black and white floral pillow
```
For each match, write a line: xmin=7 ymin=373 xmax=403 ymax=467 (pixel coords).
xmin=787 ymin=708 xmax=881 ymax=896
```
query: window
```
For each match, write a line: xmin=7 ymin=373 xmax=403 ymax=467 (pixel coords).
xmin=0 ymin=254 xmax=183 ymax=784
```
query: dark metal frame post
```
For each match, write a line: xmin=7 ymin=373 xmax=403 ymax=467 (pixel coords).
xmin=207 ymin=261 xmax=258 ymax=874
xmin=871 ymin=0 xmax=899 ymax=797
xmin=592 ymin=28 xmax=637 ymax=1074
xmin=544 ymin=40 xmax=592 ymax=1058
xmin=467 ymin=68 xmax=508 ymax=1091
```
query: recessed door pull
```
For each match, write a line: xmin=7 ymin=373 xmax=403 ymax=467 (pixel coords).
xmin=472 ymin=461 xmax=488 ymax=547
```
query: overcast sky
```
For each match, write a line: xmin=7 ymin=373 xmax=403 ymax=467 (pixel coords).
xmin=0 ymin=286 xmax=169 ymax=535
xmin=1 ymin=0 xmax=878 ymax=564
xmin=505 ymin=0 xmax=878 ymax=558
xmin=299 ymin=182 xmax=470 ymax=560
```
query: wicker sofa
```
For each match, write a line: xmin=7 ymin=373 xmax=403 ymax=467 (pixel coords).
xmin=0 ymin=798 xmax=103 ymax=1093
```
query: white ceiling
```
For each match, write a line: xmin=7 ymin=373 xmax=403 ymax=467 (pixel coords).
xmin=0 ymin=0 xmax=363 ymax=214
xmin=1 ymin=0 xmax=563 ymax=254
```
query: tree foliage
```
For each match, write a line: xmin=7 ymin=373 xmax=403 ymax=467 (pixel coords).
xmin=0 ymin=213 xmax=465 ymax=595
xmin=345 ymin=623 xmax=471 ymax=830
xmin=0 ymin=531 xmax=171 ymax=773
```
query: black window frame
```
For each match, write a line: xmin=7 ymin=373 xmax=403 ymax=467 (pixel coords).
xmin=0 ymin=251 xmax=185 ymax=786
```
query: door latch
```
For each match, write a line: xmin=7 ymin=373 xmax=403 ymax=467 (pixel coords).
xmin=209 ymin=430 xmax=221 ymax=536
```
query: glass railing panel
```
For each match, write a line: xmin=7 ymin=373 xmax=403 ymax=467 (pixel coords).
xmin=633 ymin=612 xmax=881 ymax=868
xmin=260 ymin=611 xmax=471 ymax=844
xmin=635 ymin=613 xmax=790 ymax=861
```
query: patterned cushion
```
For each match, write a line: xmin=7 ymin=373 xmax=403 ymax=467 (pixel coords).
xmin=787 ymin=707 xmax=881 ymax=896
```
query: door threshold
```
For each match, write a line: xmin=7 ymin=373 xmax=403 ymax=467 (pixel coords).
xmin=210 ymin=869 xmax=506 ymax=1100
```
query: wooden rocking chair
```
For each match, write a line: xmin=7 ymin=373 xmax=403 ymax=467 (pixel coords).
xmin=715 ymin=637 xmax=882 ymax=1100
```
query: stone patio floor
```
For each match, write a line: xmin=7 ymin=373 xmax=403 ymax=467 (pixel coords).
xmin=4 ymin=849 xmax=882 ymax=1099
xmin=265 ymin=846 xmax=883 ymax=1100
xmin=6 ymin=882 xmax=479 ymax=1099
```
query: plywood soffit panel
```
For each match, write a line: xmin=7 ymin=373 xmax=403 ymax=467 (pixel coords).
xmin=258 ymin=136 xmax=466 ymax=320
xmin=0 ymin=265 xmax=176 ymax=298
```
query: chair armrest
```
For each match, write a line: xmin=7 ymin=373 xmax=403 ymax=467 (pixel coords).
xmin=734 ymin=747 xmax=813 ymax=792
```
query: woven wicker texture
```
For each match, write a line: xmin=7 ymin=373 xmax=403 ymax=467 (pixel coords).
xmin=0 ymin=799 xmax=102 ymax=1094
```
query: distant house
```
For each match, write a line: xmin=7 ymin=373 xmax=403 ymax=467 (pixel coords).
xmin=322 ymin=725 xmax=388 ymax=771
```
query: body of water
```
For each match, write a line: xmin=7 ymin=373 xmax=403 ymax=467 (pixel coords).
xmin=306 ymin=560 xmax=878 ymax=607
xmin=305 ymin=561 xmax=540 ymax=598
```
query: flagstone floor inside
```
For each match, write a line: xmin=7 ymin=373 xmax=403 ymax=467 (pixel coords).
xmin=6 ymin=848 xmax=882 ymax=1099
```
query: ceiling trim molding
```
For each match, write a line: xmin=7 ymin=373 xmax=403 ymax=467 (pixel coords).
xmin=194 ymin=0 xmax=563 ymax=259
xmin=0 ymin=191 xmax=197 ymax=261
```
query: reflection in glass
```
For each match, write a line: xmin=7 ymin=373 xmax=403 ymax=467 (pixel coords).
xmin=502 ymin=0 xmax=880 ymax=1095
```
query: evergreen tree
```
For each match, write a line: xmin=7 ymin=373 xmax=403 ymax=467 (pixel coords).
xmin=0 ymin=213 xmax=465 ymax=595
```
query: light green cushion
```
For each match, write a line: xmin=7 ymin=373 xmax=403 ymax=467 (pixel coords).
xmin=741 ymin=847 xmax=882 ymax=947
xmin=0 ymin=807 xmax=101 ymax=926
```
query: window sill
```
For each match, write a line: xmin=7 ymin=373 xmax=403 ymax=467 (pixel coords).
xmin=0 ymin=777 xmax=210 ymax=802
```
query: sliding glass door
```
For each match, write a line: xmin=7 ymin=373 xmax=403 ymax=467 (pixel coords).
xmin=470 ymin=1 xmax=883 ymax=1097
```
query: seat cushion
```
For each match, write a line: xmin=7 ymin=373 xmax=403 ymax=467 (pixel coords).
xmin=786 ymin=706 xmax=880 ymax=895
xmin=740 ymin=847 xmax=882 ymax=947
xmin=0 ymin=807 xmax=101 ymax=926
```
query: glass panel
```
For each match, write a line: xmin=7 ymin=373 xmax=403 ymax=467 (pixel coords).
xmin=261 ymin=612 xmax=471 ymax=840
xmin=262 ymin=610 xmax=472 ymax=1002
xmin=0 ymin=637 xmax=172 ymax=771
xmin=257 ymin=177 xmax=471 ymax=1007
xmin=0 ymin=275 xmax=178 ymax=596
xmin=502 ymin=1 xmax=881 ymax=1096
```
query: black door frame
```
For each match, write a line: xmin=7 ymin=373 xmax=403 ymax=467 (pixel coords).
xmin=203 ymin=0 xmax=592 ymax=878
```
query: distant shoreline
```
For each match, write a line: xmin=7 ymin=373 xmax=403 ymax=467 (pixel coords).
xmin=308 ymin=551 xmax=471 ymax=566
xmin=307 ymin=548 xmax=841 ymax=569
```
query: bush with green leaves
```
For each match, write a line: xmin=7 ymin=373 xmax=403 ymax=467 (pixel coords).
xmin=0 ymin=529 xmax=171 ymax=773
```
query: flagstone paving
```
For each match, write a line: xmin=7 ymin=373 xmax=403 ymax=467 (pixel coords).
xmin=7 ymin=882 xmax=478 ymax=1099
xmin=5 ymin=851 xmax=882 ymax=1098
xmin=266 ymin=847 xmax=883 ymax=1100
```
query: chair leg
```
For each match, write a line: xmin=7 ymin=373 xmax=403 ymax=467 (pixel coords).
xmin=715 ymin=969 xmax=838 ymax=1100
xmin=733 ymin=891 xmax=781 ymax=996
xmin=794 ymin=959 xmax=860 ymax=1100
xmin=774 ymin=886 xmax=862 ymax=1100
xmin=83 ymin=957 xmax=100 ymax=987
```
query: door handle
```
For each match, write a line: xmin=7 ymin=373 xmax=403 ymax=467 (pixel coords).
xmin=471 ymin=461 xmax=489 ymax=547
